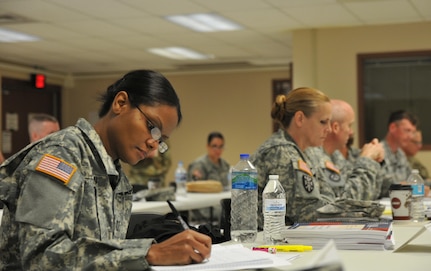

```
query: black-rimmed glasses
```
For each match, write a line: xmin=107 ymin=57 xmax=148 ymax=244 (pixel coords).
xmin=136 ymin=106 xmax=168 ymax=153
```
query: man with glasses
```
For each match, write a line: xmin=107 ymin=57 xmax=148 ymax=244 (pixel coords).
xmin=379 ymin=110 xmax=418 ymax=197
xmin=0 ymin=70 xmax=211 ymax=270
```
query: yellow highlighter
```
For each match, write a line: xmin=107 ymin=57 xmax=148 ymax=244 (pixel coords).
xmin=257 ymin=245 xmax=313 ymax=252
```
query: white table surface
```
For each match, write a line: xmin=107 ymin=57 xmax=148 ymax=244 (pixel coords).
xmin=131 ymin=191 xmax=231 ymax=214
xmin=228 ymin=221 xmax=431 ymax=271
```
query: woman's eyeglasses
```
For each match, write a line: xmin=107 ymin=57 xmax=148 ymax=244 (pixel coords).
xmin=136 ymin=106 xmax=168 ymax=153
xmin=210 ymin=145 xmax=224 ymax=150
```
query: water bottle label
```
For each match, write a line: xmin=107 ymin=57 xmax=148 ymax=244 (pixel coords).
xmin=175 ymin=174 xmax=187 ymax=183
xmin=231 ymin=172 xmax=258 ymax=190
xmin=411 ymin=184 xmax=425 ymax=196
xmin=264 ymin=199 xmax=286 ymax=212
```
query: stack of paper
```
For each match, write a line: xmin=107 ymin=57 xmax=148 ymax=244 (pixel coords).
xmin=281 ymin=221 xmax=394 ymax=251
xmin=151 ymin=244 xmax=299 ymax=271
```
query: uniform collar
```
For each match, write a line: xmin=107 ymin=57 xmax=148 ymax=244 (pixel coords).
xmin=75 ymin=118 xmax=119 ymax=177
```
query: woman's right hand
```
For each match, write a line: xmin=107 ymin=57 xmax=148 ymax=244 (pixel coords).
xmin=146 ymin=230 xmax=212 ymax=266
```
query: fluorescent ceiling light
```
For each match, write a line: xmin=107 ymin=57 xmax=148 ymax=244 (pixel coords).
xmin=0 ymin=28 xmax=40 ymax=42
xmin=148 ymin=47 xmax=212 ymax=60
xmin=166 ymin=13 xmax=242 ymax=32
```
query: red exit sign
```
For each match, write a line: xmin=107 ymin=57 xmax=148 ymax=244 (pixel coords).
xmin=31 ymin=73 xmax=46 ymax=89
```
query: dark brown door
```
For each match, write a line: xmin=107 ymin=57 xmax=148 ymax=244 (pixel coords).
xmin=1 ymin=77 xmax=61 ymax=159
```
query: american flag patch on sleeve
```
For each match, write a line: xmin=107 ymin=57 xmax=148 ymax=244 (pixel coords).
xmin=298 ymin=159 xmax=313 ymax=176
xmin=36 ymin=154 xmax=77 ymax=185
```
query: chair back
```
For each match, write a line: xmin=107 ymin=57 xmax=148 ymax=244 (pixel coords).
xmin=219 ymin=198 xmax=231 ymax=241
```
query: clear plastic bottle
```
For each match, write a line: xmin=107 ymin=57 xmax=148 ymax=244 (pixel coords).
xmin=230 ymin=154 xmax=258 ymax=243
xmin=263 ymin=175 xmax=286 ymax=244
xmin=175 ymin=161 xmax=187 ymax=198
xmin=224 ymin=166 xmax=233 ymax=191
xmin=406 ymin=169 xmax=425 ymax=222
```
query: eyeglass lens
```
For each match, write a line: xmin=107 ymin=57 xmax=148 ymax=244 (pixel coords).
xmin=136 ymin=106 xmax=168 ymax=153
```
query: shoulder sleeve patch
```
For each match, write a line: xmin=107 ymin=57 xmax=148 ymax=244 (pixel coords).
xmin=325 ymin=161 xmax=340 ymax=174
xmin=298 ymin=159 xmax=313 ymax=176
xmin=35 ymin=154 xmax=77 ymax=185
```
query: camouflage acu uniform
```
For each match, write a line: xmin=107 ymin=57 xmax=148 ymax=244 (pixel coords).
xmin=346 ymin=146 xmax=361 ymax=163
xmin=379 ymin=140 xmax=412 ymax=198
xmin=333 ymin=149 xmax=384 ymax=200
xmin=307 ymin=146 xmax=382 ymax=200
xmin=250 ymin=129 xmax=380 ymax=226
xmin=407 ymin=156 xmax=429 ymax=180
xmin=187 ymin=155 xmax=230 ymax=188
xmin=186 ymin=155 xmax=230 ymax=222
xmin=305 ymin=147 xmax=345 ymax=198
xmin=309 ymin=148 xmax=384 ymax=200
xmin=0 ymin=119 xmax=154 ymax=271
xmin=128 ymin=147 xmax=172 ymax=186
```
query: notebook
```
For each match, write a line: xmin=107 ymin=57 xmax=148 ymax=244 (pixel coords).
xmin=151 ymin=243 xmax=299 ymax=271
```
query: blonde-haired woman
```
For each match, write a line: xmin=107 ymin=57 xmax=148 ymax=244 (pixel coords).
xmin=251 ymin=87 xmax=382 ymax=225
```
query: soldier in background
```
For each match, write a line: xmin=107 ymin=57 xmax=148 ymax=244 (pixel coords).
xmin=251 ymin=88 xmax=383 ymax=225
xmin=379 ymin=110 xmax=417 ymax=198
xmin=128 ymin=139 xmax=172 ymax=190
xmin=306 ymin=99 xmax=384 ymax=198
xmin=402 ymin=129 xmax=430 ymax=180
xmin=28 ymin=113 xmax=60 ymax=143
xmin=340 ymin=134 xmax=361 ymax=162
xmin=402 ymin=129 xmax=430 ymax=196
xmin=187 ymin=132 xmax=230 ymax=186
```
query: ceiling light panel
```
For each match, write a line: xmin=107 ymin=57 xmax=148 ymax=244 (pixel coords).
xmin=148 ymin=47 xmax=212 ymax=60
xmin=165 ymin=13 xmax=242 ymax=32
xmin=0 ymin=28 xmax=40 ymax=42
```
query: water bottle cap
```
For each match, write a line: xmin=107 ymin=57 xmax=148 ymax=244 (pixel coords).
xmin=240 ymin=154 xmax=249 ymax=159
xmin=269 ymin=175 xmax=279 ymax=180
xmin=412 ymin=169 xmax=419 ymax=174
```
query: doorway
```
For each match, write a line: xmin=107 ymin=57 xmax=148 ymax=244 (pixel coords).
xmin=1 ymin=77 xmax=61 ymax=158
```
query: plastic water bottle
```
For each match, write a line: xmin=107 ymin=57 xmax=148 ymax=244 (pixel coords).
xmin=175 ymin=161 xmax=187 ymax=197
xmin=230 ymin=154 xmax=258 ymax=243
xmin=406 ymin=169 xmax=425 ymax=222
xmin=225 ymin=166 xmax=233 ymax=191
xmin=263 ymin=175 xmax=286 ymax=244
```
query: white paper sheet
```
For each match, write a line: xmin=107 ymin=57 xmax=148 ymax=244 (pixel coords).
xmin=151 ymin=244 xmax=299 ymax=271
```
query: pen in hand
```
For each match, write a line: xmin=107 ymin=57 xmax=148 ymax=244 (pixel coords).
xmin=167 ymin=200 xmax=210 ymax=261
xmin=167 ymin=200 xmax=190 ymax=230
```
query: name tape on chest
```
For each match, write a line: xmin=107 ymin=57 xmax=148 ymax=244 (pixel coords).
xmin=36 ymin=154 xmax=77 ymax=185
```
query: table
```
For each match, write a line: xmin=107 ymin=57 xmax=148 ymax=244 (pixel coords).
xmin=132 ymin=191 xmax=231 ymax=214
xmin=230 ymin=221 xmax=431 ymax=271
xmin=0 ymin=192 xmax=231 ymax=225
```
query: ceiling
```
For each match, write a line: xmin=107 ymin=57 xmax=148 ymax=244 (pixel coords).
xmin=0 ymin=0 xmax=430 ymax=76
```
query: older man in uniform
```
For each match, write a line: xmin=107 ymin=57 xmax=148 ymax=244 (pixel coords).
xmin=306 ymin=99 xmax=385 ymax=198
